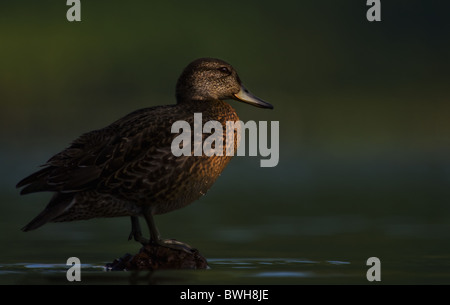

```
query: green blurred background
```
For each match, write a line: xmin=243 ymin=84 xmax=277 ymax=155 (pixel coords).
xmin=0 ymin=0 xmax=449 ymax=284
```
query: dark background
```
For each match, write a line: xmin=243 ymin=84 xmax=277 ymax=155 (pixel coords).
xmin=0 ymin=0 xmax=449 ymax=284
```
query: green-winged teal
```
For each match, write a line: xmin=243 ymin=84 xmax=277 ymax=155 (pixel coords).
xmin=17 ymin=58 xmax=273 ymax=250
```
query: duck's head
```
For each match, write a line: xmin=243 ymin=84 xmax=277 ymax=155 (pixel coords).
xmin=176 ymin=58 xmax=273 ymax=109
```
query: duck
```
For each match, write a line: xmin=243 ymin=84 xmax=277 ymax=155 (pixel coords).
xmin=16 ymin=58 xmax=273 ymax=251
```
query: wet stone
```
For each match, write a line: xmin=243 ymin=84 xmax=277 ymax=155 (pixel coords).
xmin=105 ymin=241 xmax=208 ymax=271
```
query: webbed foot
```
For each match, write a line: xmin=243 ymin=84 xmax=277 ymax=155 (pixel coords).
xmin=152 ymin=238 xmax=194 ymax=253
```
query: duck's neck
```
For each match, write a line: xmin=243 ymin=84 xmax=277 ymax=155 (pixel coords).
xmin=177 ymin=99 xmax=239 ymax=122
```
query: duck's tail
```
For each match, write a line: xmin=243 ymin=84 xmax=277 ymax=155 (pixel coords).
xmin=22 ymin=193 xmax=75 ymax=231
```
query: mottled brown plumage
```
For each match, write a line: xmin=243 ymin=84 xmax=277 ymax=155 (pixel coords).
xmin=17 ymin=58 xmax=273 ymax=248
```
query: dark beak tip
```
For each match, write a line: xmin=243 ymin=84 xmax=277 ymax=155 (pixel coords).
xmin=258 ymin=101 xmax=274 ymax=110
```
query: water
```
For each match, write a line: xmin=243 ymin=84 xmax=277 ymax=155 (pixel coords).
xmin=2 ymin=154 xmax=450 ymax=285
xmin=2 ymin=256 xmax=449 ymax=285
xmin=1 ymin=208 xmax=449 ymax=285
xmin=0 ymin=259 xmax=347 ymax=285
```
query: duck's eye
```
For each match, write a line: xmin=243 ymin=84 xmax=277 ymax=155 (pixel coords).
xmin=218 ymin=67 xmax=231 ymax=74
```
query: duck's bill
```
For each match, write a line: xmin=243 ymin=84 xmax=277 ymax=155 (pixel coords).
xmin=233 ymin=85 xmax=273 ymax=109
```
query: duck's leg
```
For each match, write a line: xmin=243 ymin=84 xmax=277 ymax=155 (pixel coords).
xmin=128 ymin=216 xmax=149 ymax=244
xmin=142 ymin=209 xmax=193 ymax=253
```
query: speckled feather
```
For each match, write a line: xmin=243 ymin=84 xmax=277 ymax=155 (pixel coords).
xmin=17 ymin=58 xmax=259 ymax=230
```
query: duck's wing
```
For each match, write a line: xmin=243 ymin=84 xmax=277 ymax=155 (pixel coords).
xmin=16 ymin=127 xmax=119 ymax=194
xmin=16 ymin=106 xmax=176 ymax=195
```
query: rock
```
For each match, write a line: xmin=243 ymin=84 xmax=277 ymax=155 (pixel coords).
xmin=105 ymin=241 xmax=208 ymax=271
